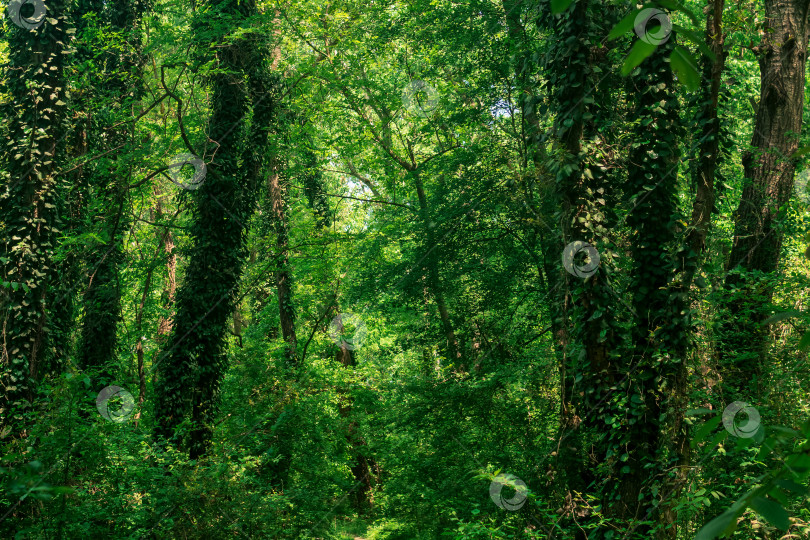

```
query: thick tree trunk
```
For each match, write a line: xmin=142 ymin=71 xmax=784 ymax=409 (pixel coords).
xmin=154 ymin=0 xmax=275 ymax=459
xmin=721 ymin=0 xmax=810 ymax=398
xmin=0 ymin=0 xmax=72 ymax=430
xmin=540 ymin=2 xmax=620 ymax=531
xmin=618 ymin=35 xmax=687 ymax=537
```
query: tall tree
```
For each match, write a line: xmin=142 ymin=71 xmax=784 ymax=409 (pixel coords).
xmin=720 ymin=0 xmax=810 ymax=399
xmin=615 ymin=29 xmax=688 ymax=537
xmin=268 ymin=158 xmax=298 ymax=366
xmin=153 ymin=0 xmax=277 ymax=458
xmin=75 ymin=0 xmax=147 ymax=387
xmin=0 ymin=0 xmax=73 ymax=430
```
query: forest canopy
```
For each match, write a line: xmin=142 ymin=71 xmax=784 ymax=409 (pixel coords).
xmin=1 ymin=0 xmax=810 ymax=538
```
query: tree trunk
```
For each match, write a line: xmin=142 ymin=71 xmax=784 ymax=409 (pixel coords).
xmin=335 ymin=339 xmax=374 ymax=511
xmin=0 ymin=0 xmax=72 ymax=431
xmin=269 ymin=166 xmax=298 ymax=366
xmin=412 ymin=170 xmax=462 ymax=367
xmin=76 ymin=0 xmax=146 ymax=390
xmin=153 ymin=0 xmax=274 ymax=459
xmin=657 ymin=2 xmax=728 ymax=536
xmin=540 ymin=2 xmax=621 ymax=530
xmin=721 ymin=0 xmax=810 ymax=399
xmin=618 ymin=34 xmax=687 ymax=536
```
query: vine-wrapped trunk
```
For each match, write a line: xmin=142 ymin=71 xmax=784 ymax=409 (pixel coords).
xmin=0 ymin=0 xmax=72 ymax=430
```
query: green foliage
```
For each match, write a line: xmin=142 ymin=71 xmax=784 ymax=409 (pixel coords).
xmin=1 ymin=0 xmax=809 ymax=539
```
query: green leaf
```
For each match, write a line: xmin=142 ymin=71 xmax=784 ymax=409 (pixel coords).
xmin=608 ymin=8 xmax=643 ymax=40
xmin=656 ymin=0 xmax=700 ymax=24
xmin=695 ymin=509 xmax=738 ymax=540
xmin=749 ymin=496 xmax=790 ymax=531
xmin=671 ymin=23 xmax=717 ymax=61
xmin=763 ymin=311 xmax=803 ymax=324
xmin=621 ymin=39 xmax=658 ymax=76
xmin=670 ymin=45 xmax=700 ymax=91
xmin=550 ymin=0 xmax=576 ymax=14
xmin=686 ymin=408 xmax=715 ymax=416
xmin=692 ymin=414 xmax=722 ymax=447
xmin=791 ymin=146 xmax=810 ymax=159
xmin=775 ymin=478 xmax=808 ymax=496
xmin=798 ymin=330 xmax=810 ymax=351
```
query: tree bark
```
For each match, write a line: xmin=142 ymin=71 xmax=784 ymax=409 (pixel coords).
xmin=721 ymin=0 xmax=810 ymax=399
xmin=269 ymin=166 xmax=298 ymax=366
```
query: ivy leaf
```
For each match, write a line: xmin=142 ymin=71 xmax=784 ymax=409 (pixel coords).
xmin=749 ymin=496 xmax=790 ymax=531
xmin=621 ymin=39 xmax=658 ymax=76
xmin=670 ymin=45 xmax=700 ymax=91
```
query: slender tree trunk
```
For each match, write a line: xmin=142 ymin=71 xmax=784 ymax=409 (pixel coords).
xmin=269 ymin=166 xmax=298 ymax=365
xmin=335 ymin=338 xmax=374 ymax=510
xmin=154 ymin=191 xmax=177 ymax=344
xmin=412 ymin=170 xmax=462 ymax=367
xmin=133 ymin=264 xmax=154 ymax=427
xmin=658 ymin=2 xmax=728 ymax=536
xmin=76 ymin=0 xmax=146 ymax=389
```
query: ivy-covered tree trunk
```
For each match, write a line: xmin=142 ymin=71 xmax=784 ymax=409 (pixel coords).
xmin=541 ymin=1 xmax=622 ymax=530
xmin=75 ymin=0 xmax=146 ymax=388
xmin=153 ymin=0 xmax=274 ymax=458
xmin=617 ymin=36 xmax=687 ymax=536
xmin=0 ymin=0 xmax=73 ymax=430
xmin=720 ymin=0 xmax=810 ymax=399
xmin=658 ymin=2 xmax=728 ymax=535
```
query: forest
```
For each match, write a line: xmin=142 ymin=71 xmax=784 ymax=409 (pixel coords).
xmin=1 ymin=0 xmax=810 ymax=538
